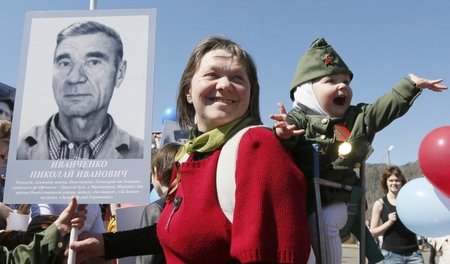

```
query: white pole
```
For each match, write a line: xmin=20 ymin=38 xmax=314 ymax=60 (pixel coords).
xmin=387 ymin=145 xmax=394 ymax=165
xmin=67 ymin=227 xmax=79 ymax=264
xmin=90 ymin=0 xmax=97 ymax=10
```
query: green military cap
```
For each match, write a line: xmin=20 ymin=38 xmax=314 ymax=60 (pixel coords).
xmin=290 ymin=37 xmax=353 ymax=100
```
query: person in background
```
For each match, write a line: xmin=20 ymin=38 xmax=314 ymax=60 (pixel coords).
xmin=0 ymin=120 xmax=12 ymax=228
xmin=0 ymin=83 xmax=14 ymax=203
xmin=137 ymin=142 xmax=181 ymax=264
xmin=0 ymin=203 xmax=13 ymax=225
xmin=1 ymin=201 xmax=104 ymax=263
xmin=271 ymin=37 xmax=447 ymax=263
xmin=30 ymin=203 xmax=105 ymax=234
xmin=0 ymin=120 xmax=10 ymax=173
xmin=427 ymin=238 xmax=437 ymax=264
xmin=70 ymin=35 xmax=310 ymax=264
xmin=30 ymin=203 xmax=106 ymax=264
xmin=148 ymin=143 xmax=180 ymax=199
xmin=370 ymin=166 xmax=424 ymax=263
xmin=0 ymin=98 xmax=13 ymax=122
xmin=0 ymin=197 xmax=87 ymax=264
xmin=0 ymin=118 xmax=88 ymax=263
xmin=427 ymin=236 xmax=450 ymax=264
xmin=0 ymin=119 xmax=11 ymax=203
xmin=0 ymin=121 xmax=24 ymax=251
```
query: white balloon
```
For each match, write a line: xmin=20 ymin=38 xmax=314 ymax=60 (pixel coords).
xmin=397 ymin=177 xmax=450 ymax=237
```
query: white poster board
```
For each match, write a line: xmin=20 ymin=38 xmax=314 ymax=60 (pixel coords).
xmin=5 ymin=9 xmax=156 ymax=204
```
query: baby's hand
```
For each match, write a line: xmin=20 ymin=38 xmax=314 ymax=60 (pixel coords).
xmin=269 ymin=103 xmax=305 ymax=140
xmin=409 ymin=73 xmax=448 ymax=92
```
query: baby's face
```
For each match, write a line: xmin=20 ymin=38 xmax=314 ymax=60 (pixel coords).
xmin=312 ymin=73 xmax=352 ymax=117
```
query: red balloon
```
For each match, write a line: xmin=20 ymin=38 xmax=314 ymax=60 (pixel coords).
xmin=418 ymin=126 xmax=450 ymax=198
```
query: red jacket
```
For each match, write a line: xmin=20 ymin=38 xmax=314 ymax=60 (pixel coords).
xmin=157 ymin=127 xmax=310 ymax=263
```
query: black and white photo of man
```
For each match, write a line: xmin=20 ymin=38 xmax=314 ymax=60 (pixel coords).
xmin=17 ymin=21 xmax=144 ymax=160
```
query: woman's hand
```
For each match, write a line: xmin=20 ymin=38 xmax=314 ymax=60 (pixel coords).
xmin=387 ymin=212 xmax=397 ymax=225
xmin=270 ymin=103 xmax=305 ymax=140
xmin=70 ymin=231 xmax=105 ymax=264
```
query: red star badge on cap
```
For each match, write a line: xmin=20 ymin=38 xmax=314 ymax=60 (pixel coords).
xmin=323 ymin=54 xmax=334 ymax=66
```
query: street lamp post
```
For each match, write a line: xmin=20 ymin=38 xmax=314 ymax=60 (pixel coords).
xmin=387 ymin=145 xmax=394 ymax=165
xmin=90 ymin=0 xmax=97 ymax=10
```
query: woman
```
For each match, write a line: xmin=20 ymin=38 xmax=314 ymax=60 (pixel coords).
xmin=370 ymin=166 xmax=424 ymax=263
xmin=71 ymin=36 xmax=310 ymax=263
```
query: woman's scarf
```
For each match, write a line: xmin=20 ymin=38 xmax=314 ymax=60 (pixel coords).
xmin=175 ymin=114 xmax=258 ymax=161
xmin=168 ymin=114 xmax=258 ymax=199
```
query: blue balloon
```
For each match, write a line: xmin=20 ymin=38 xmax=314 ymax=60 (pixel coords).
xmin=161 ymin=106 xmax=177 ymax=124
xmin=397 ymin=177 xmax=450 ymax=237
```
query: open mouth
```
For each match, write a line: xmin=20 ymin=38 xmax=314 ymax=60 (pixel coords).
xmin=333 ymin=95 xmax=347 ymax=106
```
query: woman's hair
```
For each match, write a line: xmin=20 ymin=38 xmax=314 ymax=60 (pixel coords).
xmin=0 ymin=119 xmax=11 ymax=139
xmin=380 ymin=165 xmax=407 ymax=193
xmin=176 ymin=36 xmax=261 ymax=130
xmin=152 ymin=143 xmax=181 ymax=187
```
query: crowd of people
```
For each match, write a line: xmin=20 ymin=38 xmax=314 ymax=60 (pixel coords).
xmin=0 ymin=29 xmax=448 ymax=264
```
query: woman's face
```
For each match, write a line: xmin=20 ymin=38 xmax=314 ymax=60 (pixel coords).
xmin=386 ymin=174 xmax=403 ymax=194
xmin=187 ymin=49 xmax=251 ymax=132
xmin=312 ymin=73 xmax=352 ymax=117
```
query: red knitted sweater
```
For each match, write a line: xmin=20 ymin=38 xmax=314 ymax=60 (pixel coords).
xmin=157 ymin=127 xmax=310 ymax=263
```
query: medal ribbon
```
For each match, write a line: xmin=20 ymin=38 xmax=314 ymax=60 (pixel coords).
xmin=334 ymin=123 xmax=351 ymax=142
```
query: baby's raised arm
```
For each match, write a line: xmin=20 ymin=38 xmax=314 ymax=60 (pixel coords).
xmin=408 ymin=73 xmax=447 ymax=92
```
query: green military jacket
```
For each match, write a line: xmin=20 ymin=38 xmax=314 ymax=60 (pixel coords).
xmin=0 ymin=224 xmax=66 ymax=264
xmin=283 ymin=77 xmax=421 ymax=209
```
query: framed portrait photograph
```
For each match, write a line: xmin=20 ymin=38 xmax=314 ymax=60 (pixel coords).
xmin=4 ymin=9 xmax=156 ymax=204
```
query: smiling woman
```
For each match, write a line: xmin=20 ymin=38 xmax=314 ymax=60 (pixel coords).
xmin=70 ymin=36 xmax=311 ymax=264
xmin=186 ymin=49 xmax=250 ymax=132
xmin=369 ymin=166 xmax=424 ymax=263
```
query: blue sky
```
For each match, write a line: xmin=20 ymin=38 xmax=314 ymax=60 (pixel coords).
xmin=1 ymin=0 xmax=449 ymax=165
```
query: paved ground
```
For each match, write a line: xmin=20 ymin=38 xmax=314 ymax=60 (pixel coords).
xmin=342 ymin=244 xmax=438 ymax=264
